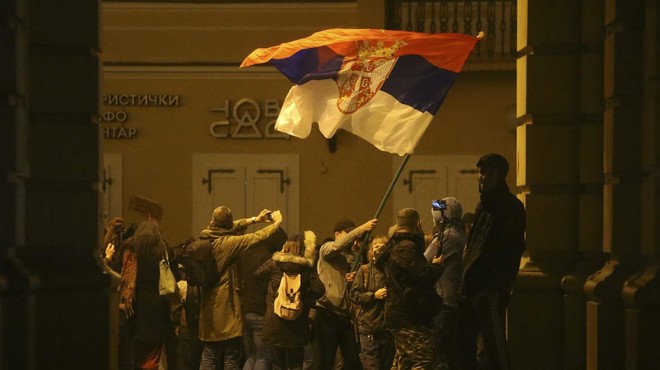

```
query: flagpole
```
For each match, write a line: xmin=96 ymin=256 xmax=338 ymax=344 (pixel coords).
xmin=349 ymin=153 xmax=411 ymax=274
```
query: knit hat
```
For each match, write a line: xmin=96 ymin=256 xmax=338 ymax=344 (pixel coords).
xmin=396 ymin=208 xmax=420 ymax=232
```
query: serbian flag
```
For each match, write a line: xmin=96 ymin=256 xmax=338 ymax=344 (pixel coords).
xmin=241 ymin=29 xmax=482 ymax=155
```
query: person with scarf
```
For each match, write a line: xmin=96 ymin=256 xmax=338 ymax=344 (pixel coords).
xmin=456 ymin=153 xmax=526 ymax=370
xmin=116 ymin=219 xmax=176 ymax=370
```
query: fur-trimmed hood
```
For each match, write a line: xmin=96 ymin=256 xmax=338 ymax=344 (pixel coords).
xmin=271 ymin=230 xmax=317 ymax=267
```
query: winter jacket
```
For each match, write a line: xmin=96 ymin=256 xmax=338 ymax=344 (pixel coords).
xmin=461 ymin=183 xmax=526 ymax=300
xmin=198 ymin=219 xmax=281 ymax=342
xmin=424 ymin=197 xmax=466 ymax=309
xmin=316 ymin=227 xmax=364 ymax=316
xmin=376 ymin=232 xmax=443 ymax=329
xmin=259 ymin=231 xmax=325 ymax=348
xmin=349 ymin=261 xmax=388 ymax=335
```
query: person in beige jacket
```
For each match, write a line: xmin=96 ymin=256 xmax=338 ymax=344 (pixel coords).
xmin=198 ymin=206 xmax=283 ymax=370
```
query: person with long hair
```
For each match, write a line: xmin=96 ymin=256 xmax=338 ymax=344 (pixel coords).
xmin=258 ymin=232 xmax=325 ymax=370
xmin=117 ymin=219 xmax=176 ymax=370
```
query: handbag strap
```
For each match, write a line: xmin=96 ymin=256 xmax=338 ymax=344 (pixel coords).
xmin=162 ymin=242 xmax=170 ymax=264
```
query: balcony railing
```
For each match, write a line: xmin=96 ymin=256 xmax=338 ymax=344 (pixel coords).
xmin=386 ymin=0 xmax=517 ymax=69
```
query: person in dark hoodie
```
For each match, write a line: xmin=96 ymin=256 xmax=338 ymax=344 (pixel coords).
xmin=375 ymin=208 xmax=443 ymax=370
xmin=457 ymin=153 xmax=526 ymax=370
xmin=258 ymin=231 xmax=325 ymax=370
xmin=424 ymin=197 xmax=466 ymax=370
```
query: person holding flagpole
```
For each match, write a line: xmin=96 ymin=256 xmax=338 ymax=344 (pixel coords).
xmin=313 ymin=218 xmax=378 ymax=370
xmin=241 ymin=29 xmax=482 ymax=369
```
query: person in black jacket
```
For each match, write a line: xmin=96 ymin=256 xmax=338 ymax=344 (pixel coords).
xmin=349 ymin=235 xmax=395 ymax=370
xmin=375 ymin=208 xmax=443 ymax=370
xmin=258 ymin=231 xmax=325 ymax=370
xmin=457 ymin=153 xmax=526 ymax=370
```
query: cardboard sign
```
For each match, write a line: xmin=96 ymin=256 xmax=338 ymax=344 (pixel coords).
xmin=129 ymin=195 xmax=164 ymax=221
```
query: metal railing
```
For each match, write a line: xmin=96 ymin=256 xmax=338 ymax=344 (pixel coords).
xmin=386 ymin=0 xmax=517 ymax=69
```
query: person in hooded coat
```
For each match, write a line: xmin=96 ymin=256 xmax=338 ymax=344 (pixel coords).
xmin=424 ymin=197 xmax=466 ymax=370
xmin=198 ymin=206 xmax=284 ymax=370
xmin=257 ymin=231 xmax=325 ymax=370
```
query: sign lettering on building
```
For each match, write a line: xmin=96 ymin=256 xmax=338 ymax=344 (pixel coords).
xmin=100 ymin=94 xmax=287 ymax=141
xmin=100 ymin=94 xmax=181 ymax=140
xmin=209 ymin=98 xmax=288 ymax=139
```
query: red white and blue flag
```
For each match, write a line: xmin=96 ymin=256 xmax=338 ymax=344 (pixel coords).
xmin=241 ymin=28 xmax=481 ymax=155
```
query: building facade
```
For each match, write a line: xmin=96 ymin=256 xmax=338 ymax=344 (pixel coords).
xmin=1 ymin=1 xmax=657 ymax=369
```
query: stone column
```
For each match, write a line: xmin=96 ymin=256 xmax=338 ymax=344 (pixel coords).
xmin=620 ymin=2 xmax=660 ymax=369
xmin=560 ymin=1 xmax=607 ymax=369
xmin=583 ymin=1 xmax=646 ymax=369
xmin=510 ymin=1 xmax=590 ymax=369
xmin=0 ymin=1 xmax=109 ymax=370
xmin=1 ymin=2 xmax=39 ymax=369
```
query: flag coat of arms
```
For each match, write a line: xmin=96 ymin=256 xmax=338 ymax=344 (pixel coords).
xmin=242 ymin=29 xmax=481 ymax=155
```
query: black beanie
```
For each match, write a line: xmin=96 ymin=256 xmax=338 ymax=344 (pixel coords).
xmin=476 ymin=153 xmax=509 ymax=179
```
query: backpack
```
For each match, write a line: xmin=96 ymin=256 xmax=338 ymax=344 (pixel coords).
xmin=273 ymin=272 xmax=303 ymax=320
xmin=179 ymin=239 xmax=220 ymax=287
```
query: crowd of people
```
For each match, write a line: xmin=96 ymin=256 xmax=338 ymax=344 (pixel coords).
xmin=100 ymin=153 xmax=526 ymax=370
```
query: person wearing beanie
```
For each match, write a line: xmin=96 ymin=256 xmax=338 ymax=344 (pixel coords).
xmin=424 ymin=197 xmax=466 ymax=370
xmin=375 ymin=208 xmax=444 ymax=370
xmin=313 ymin=217 xmax=378 ymax=370
xmin=457 ymin=153 xmax=526 ymax=370
xmin=198 ymin=207 xmax=284 ymax=370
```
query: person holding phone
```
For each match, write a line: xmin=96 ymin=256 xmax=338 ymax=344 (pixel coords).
xmin=424 ymin=197 xmax=466 ymax=370
xmin=197 ymin=206 xmax=284 ymax=370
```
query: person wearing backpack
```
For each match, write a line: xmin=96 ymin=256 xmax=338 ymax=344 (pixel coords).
xmin=257 ymin=232 xmax=325 ymax=370
xmin=198 ymin=206 xmax=283 ymax=370
xmin=313 ymin=218 xmax=378 ymax=370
